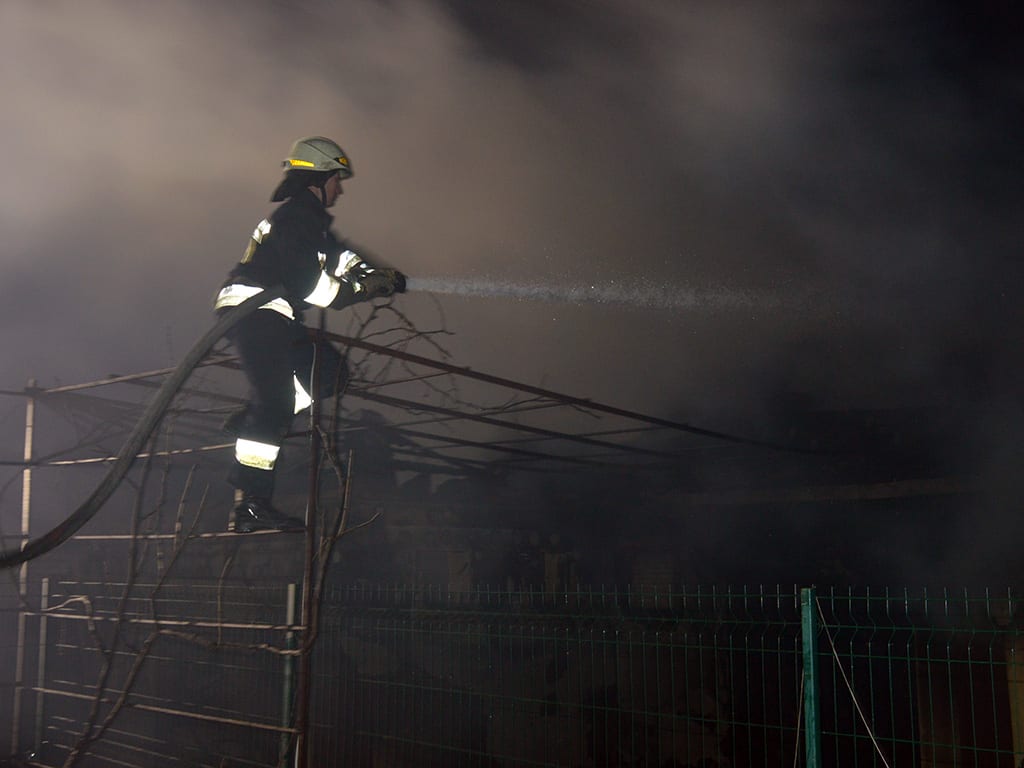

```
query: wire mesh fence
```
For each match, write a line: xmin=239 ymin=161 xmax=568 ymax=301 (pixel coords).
xmin=812 ymin=587 xmax=1022 ymax=768
xmin=309 ymin=584 xmax=803 ymax=768
xmin=17 ymin=580 xmax=295 ymax=768
xmin=7 ymin=581 xmax=1024 ymax=767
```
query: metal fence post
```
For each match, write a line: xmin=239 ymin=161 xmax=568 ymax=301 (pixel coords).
xmin=11 ymin=379 xmax=36 ymax=755
xmin=34 ymin=577 xmax=49 ymax=757
xmin=280 ymin=582 xmax=298 ymax=764
xmin=294 ymin=310 xmax=326 ymax=768
xmin=801 ymin=586 xmax=822 ymax=767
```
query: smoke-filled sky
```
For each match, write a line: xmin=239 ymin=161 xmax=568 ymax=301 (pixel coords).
xmin=2 ymin=0 xmax=1021 ymax=429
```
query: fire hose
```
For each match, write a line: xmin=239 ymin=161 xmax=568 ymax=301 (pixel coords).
xmin=0 ymin=285 xmax=286 ymax=570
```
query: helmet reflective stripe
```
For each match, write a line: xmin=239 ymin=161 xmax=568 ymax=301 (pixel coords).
xmin=293 ymin=376 xmax=312 ymax=414
xmin=235 ymin=438 xmax=280 ymax=470
xmin=304 ymin=270 xmax=342 ymax=307
xmin=283 ymin=136 xmax=353 ymax=178
xmin=215 ymin=284 xmax=295 ymax=320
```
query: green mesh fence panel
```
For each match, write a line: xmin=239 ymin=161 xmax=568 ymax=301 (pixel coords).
xmin=9 ymin=583 xmax=1024 ymax=767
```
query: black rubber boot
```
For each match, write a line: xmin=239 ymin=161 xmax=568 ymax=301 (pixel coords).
xmin=231 ymin=496 xmax=305 ymax=533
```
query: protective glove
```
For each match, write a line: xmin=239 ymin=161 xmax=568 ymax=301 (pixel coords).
xmin=357 ymin=268 xmax=406 ymax=298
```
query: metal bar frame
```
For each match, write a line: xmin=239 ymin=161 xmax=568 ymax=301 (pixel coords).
xmin=10 ymin=379 xmax=35 ymax=754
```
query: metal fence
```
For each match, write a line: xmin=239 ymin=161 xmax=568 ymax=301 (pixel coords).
xmin=8 ymin=582 xmax=1024 ymax=767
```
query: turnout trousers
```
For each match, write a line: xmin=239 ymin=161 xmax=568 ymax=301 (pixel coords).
xmin=222 ymin=308 xmax=345 ymax=498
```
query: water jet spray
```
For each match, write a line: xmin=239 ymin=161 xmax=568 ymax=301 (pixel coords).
xmin=404 ymin=276 xmax=784 ymax=311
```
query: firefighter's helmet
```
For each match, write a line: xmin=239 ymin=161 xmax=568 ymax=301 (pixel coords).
xmin=282 ymin=136 xmax=353 ymax=178
xmin=271 ymin=136 xmax=353 ymax=202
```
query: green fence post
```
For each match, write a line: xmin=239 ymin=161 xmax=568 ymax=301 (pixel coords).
xmin=801 ymin=586 xmax=822 ymax=767
xmin=280 ymin=582 xmax=298 ymax=764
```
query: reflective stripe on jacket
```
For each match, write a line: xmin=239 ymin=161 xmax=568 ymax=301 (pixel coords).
xmin=215 ymin=188 xmax=365 ymax=321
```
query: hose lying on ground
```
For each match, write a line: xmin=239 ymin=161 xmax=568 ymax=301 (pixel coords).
xmin=0 ymin=286 xmax=286 ymax=570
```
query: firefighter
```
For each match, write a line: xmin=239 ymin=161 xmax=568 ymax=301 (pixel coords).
xmin=214 ymin=136 xmax=405 ymax=532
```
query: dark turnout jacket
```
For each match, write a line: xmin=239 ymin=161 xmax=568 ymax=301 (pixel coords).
xmin=215 ymin=188 xmax=368 ymax=322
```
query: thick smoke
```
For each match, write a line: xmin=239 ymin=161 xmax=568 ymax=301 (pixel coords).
xmin=1 ymin=0 xmax=1020 ymax=583
xmin=4 ymin=1 xmax=1018 ymax=411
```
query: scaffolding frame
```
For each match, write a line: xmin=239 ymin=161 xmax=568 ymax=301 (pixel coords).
xmin=3 ymin=325 xmax=758 ymax=767
xmin=2 ymin=324 xmax=984 ymax=766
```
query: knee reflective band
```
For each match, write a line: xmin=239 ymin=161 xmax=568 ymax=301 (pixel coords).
xmin=234 ymin=438 xmax=280 ymax=471
xmin=0 ymin=285 xmax=288 ymax=569
xmin=293 ymin=375 xmax=313 ymax=413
